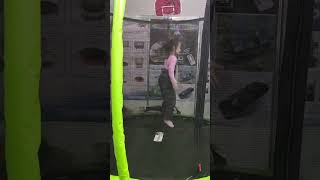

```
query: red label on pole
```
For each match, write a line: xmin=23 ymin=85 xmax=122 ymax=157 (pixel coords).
xmin=198 ymin=163 xmax=202 ymax=172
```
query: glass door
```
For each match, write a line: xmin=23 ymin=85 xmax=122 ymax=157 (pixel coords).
xmin=210 ymin=0 xmax=317 ymax=180
xmin=211 ymin=0 xmax=282 ymax=179
xmin=299 ymin=0 xmax=320 ymax=180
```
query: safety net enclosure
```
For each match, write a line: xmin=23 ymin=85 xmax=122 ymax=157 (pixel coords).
xmin=110 ymin=0 xmax=211 ymax=179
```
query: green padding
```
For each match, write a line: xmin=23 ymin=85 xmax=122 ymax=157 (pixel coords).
xmin=195 ymin=176 xmax=210 ymax=180
xmin=110 ymin=175 xmax=138 ymax=180
xmin=110 ymin=175 xmax=210 ymax=180
xmin=4 ymin=0 xmax=41 ymax=180
xmin=111 ymin=0 xmax=130 ymax=179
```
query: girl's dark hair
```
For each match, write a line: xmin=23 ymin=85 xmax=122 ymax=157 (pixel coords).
xmin=163 ymin=35 xmax=182 ymax=55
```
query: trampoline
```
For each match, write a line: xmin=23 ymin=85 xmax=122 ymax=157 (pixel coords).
xmin=110 ymin=0 xmax=211 ymax=179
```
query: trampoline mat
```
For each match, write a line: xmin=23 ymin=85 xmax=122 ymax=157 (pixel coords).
xmin=110 ymin=115 xmax=210 ymax=180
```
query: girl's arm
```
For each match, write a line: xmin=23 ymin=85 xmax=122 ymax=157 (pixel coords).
xmin=168 ymin=56 xmax=177 ymax=87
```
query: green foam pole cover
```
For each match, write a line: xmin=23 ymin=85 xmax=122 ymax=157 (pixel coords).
xmin=111 ymin=0 xmax=130 ymax=179
xmin=4 ymin=0 xmax=41 ymax=180
xmin=110 ymin=175 xmax=138 ymax=180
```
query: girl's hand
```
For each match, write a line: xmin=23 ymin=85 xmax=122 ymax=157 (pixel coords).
xmin=172 ymin=81 xmax=178 ymax=90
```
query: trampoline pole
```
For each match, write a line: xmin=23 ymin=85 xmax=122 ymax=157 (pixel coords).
xmin=4 ymin=0 xmax=42 ymax=180
xmin=111 ymin=0 xmax=131 ymax=179
xmin=194 ymin=0 xmax=211 ymax=177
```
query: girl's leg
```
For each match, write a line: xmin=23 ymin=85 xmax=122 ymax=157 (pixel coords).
xmin=159 ymin=76 xmax=167 ymax=115
xmin=163 ymin=88 xmax=176 ymax=128
xmin=159 ymin=74 xmax=175 ymax=128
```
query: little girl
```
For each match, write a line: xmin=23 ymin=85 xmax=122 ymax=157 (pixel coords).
xmin=158 ymin=37 xmax=181 ymax=128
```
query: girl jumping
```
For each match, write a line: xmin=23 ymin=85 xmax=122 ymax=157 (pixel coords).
xmin=158 ymin=37 xmax=181 ymax=128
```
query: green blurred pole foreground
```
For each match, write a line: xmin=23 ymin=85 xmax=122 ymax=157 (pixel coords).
xmin=4 ymin=0 xmax=42 ymax=180
xmin=111 ymin=0 xmax=130 ymax=179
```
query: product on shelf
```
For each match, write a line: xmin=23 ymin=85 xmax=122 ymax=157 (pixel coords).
xmin=179 ymin=87 xmax=194 ymax=99
xmin=219 ymin=82 xmax=269 ymax=119
xmin=135 ymin=76 xmax=144 ymax=82
xmin=187 ymin=54 xmax=196 ymax=65
xmin=134 ymin=41 xmax=145 ymax=50
xmin=135 ymin=57 xmax=144 ymax=68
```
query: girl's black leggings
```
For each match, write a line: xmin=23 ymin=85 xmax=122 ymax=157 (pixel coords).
xmin=158 ymin=69 xmax=176 ymax=120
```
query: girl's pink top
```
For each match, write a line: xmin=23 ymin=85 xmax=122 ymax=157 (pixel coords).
xmin=164 ymin=55 xmax=177 ymax=83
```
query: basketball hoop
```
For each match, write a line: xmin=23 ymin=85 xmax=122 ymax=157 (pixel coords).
xmin=155 ymin=0 xmax=181 ymax=16
xmin=161 ymin=5 xmax=176 ymax=16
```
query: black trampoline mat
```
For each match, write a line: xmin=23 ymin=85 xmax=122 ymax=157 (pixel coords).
xmin=110 ymin=115 xmax=210 ymax=179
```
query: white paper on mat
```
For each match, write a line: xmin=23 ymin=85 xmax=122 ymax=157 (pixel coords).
xmin=153 ymin=132 xmax=164 ymax=142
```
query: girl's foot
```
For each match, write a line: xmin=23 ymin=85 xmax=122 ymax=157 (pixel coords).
xmin=164 ymin=120 xmax=174 ymax=128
